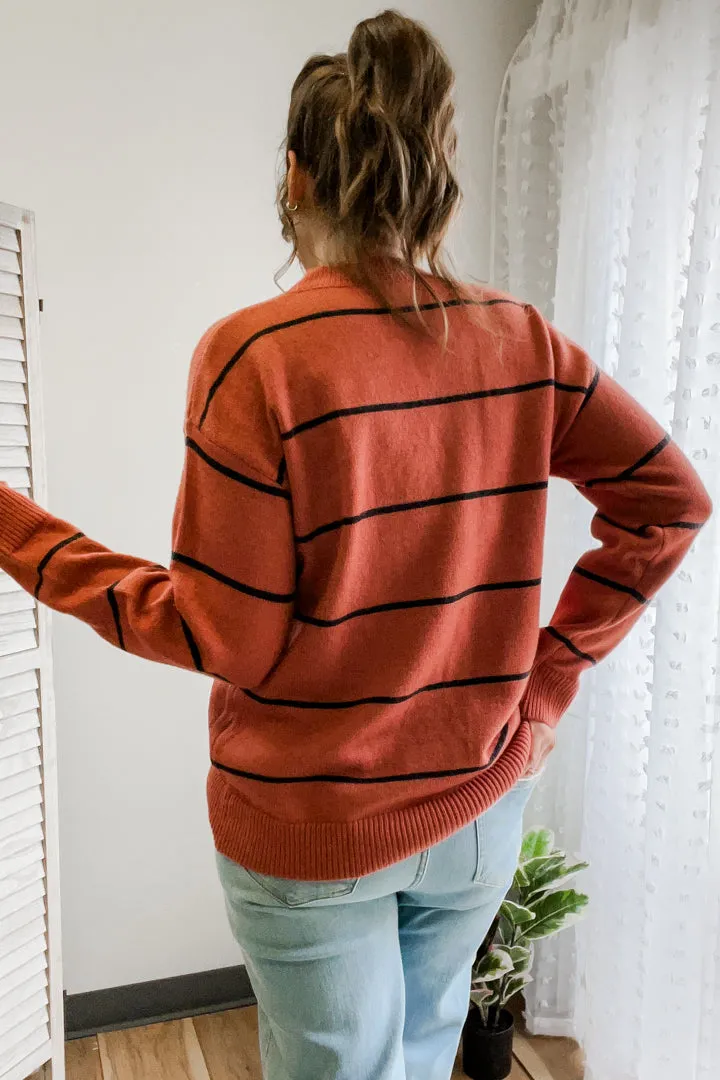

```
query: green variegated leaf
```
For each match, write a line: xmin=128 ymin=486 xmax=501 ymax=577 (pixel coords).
xmin=472 ymin=947 xmax=514 ymax=982
xmin=503 ymin=944 xmax=532 ymax=971
xmin=470 ymin=987 xmax=494 ymax=1008
xmin=520 ymin=853 xmax=566 ymax=888
xmin=500 ymin=899 xmax=536 ymax=926
xmin=500 ymin=972 xmax=534 ymax=1006
xmin=513 ymin=863 xmax=530 ymax=891
xmin=526 ymin=861 xmax=590 ymax=901
xmin=520 ymin=829 xmax=555 ymax=861
xmin=498 ymin=915 xmax=513 ymax=946
xmin=524 ymin=889 xmax=590 ymax=940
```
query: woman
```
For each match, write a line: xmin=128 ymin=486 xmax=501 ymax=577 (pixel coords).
xmin=0 ymin=10 xmax=710 ymax=1080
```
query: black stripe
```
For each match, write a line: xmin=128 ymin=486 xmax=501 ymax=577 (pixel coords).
xmin=295 ymin=481 xmax=549 ymax=545
xmin=276 ymin=458 xmax=287 ymax=485
xmin=198 ymin=298 xmax=525 ymax=427
xmin=595 ymin=512 xmax=649 ymax=537
xmin=210 ymin=723 xmax=509 ymax=784
xmin=576 ymin=366 xmax=600 ymax=416
xmin=546 ymin=626 xmax=596 ymax=665
xmin=243 ymin=671 xmax=530 ymax=711
xmin=35 ymin=532 xmax=84 ymax=599
xmin=297 ymin=578 xmax=542 ymax=628
xmin=586 ymin=434 xmax=671 ymax=488
xmin=172 ymin=552 xmax=295 ymax=604
xmin=107 ymin=583 xmax=126 ymax=650
xmin=186 ymin=438 xmax=290 ymax=500
xmin=281 ymin=379 xmax=589 ymax=442
xmin=572 ymin=566 xmax=648 ymax=604
xmin=595 ymin=513 xmax=705 ymax=536
xmin=179 ymin=616 xmax=204 ymax=672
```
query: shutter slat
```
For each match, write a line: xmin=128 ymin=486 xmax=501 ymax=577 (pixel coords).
xmin=0 ymin=297 xmax=22 ymax=319
xmin=0 ymin=319 xmax=23 ymax=341
xmin=0 ymin=448 xmax=29 ymax=469
xmin=0 ymin=611 xmax=36 ymax=637
xmin=0 ymin=1004 xmax=49 ymax=1060
xmin=0 ymin=948 xmax=45 ymax=1000
xmin=0 ymin=988 xmax=48 ymax=1039
xmin=0 ymin=384 xmax=27 ymax=406
xmin=0 ymin=651 xmax=41 ymax=680
xmin=0 ymin=593 xmax=35 ymax=617
xmin=0 ymin=790 xmax=42 ymax=833
xmin=0 ymin=860 xmax=44 ymax=904
xmin=0 ymin=672 xmax=37 ymax=699
xmin=0 ymin=749 xmax=41 ymax=785
xmin=1 ymin=1030 xmax=50 ymax=1080
xmin=0 ymin=426 xmax=29 ymax=448
xmin=0 ymin=824 xmax=44 ymax=864
xmin=0 ymin=806 xmax=43 ymax=846
xmin=0 ymin=252 xmax=20 ymax=275
xmin=0 ymin=932 xmax=46 ymax=981
xmin=0 ymin=765 xmax=41 ymax=803
xmin=0 ymin=714 xmax=40 ymax=745
xmin=0 ymin=879 xmax=45 ymax=922
xmin=0 ymin=692 xmax=39 ymax=719
xmin=0 ymin=227 xmax=19 ymax=254
xmin=0 ymin=630 xmax=37 ymax=659
xmin=0 ymin=937 xmax=46 ymax=989
xmin=0 ymin=971 xmax=47 ymax=1023
xmin=0 ymin=404 xmax=26 ymax=425
xmin=0 ymin=991 xmax=48 ymax=1050
xmin=0 ymin=357 xmax=26 ymax=378
xmin=0 ymin=898 xmax=45 ymax=942
xmin=0 ymin=575 xmax=25 ymax=596
xmin=0 ymin=842 xmax=44 ymax=887
xmin=0 ymin=729 xmax=40 ymax=762
xmin=0 ymin=272 xmax=21 ymax=297
xmin=0 ymin=917 xmax=46 ymax=964
xmin=0 ymin=469 xmax=31 ymax=491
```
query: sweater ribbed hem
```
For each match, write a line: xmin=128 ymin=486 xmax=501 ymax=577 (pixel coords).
xmin=520 ymin=664 xmax=579 ymax=729
xmin=0 ymin=487 xmax=50 ymax=555
xmin=208 ymin=720 xmax=533 ymax=881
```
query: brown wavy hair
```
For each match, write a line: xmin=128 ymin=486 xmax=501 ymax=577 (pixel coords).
xmin=277 ymin=10 xmax=466 ymax=331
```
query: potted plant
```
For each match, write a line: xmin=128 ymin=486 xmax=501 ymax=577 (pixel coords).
xmin=462 ymin=828 xmax=589 ymax=1080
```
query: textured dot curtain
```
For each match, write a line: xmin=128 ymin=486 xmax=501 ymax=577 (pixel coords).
xmin=495 ymin=2 xmax=720 ymax=1078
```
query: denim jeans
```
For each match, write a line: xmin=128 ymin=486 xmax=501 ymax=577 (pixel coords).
xmin=217 ymin=774 xmax=537 ymax=1080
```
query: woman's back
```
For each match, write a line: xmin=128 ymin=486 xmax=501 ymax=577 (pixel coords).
xmin=185 ymin=263 xmax=706 ymax=880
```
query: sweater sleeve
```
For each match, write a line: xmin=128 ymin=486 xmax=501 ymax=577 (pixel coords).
xmin=521 ymin=313 xmax=713 ymax=727
xmin=0 ymin=331 xmax=296 ymax=687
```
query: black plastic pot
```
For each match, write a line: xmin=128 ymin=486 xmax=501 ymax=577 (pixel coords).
xmin=462 ymin=1007 xmax=515 ymax=1080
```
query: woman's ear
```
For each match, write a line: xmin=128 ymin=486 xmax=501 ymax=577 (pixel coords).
xmin=286 ymin=150 xmax=313 ymax=210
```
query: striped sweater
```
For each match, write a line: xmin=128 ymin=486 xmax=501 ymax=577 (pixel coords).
xmin=0 ymin=267 xmax=710 ymax=879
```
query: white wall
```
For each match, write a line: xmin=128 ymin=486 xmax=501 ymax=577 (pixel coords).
xmin=0 ymin=0 xmax=538 ymax=993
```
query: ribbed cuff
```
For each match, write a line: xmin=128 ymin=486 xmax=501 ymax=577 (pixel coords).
xmin=0 ymin=486 xmax=50 ymax=555
xmin=520 ymin=664 xmax=579 ymax=729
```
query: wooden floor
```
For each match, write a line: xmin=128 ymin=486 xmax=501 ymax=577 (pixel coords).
xmin=32 ymin=1005 xmax=584 ymax=1080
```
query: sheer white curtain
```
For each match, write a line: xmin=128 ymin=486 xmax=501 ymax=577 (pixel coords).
xmin=495 ymin=2 xmax=720 ymax=1078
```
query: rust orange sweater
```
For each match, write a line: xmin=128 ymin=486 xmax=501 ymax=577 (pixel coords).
xmin=0 ymin=267 xmax=711 ymax=879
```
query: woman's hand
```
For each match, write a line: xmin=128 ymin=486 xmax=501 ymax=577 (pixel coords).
xmin=523 ymin=719 xmax=556 ymax=777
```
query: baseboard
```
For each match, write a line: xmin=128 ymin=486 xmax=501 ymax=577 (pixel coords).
xmin=64 ymin=964 xmax=256 ymax=1040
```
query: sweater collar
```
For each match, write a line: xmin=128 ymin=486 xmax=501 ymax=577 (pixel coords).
xmin=290 ymin=260 xmax=412 ymax=294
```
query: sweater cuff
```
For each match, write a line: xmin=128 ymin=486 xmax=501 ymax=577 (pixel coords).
xmin=0 ymin=487 xmax=51 ymax=555
xmin=520 ymin=664 xmax=579 ymax=729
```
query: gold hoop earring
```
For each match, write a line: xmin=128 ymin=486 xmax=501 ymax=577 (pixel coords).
xmin=287 ymin=202 xmax=299 ymax=213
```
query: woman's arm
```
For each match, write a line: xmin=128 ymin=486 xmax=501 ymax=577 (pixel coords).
xmin=0 ymin=338 xmax=296 ymax=688
xmin=521 ymin=314 xmax=713 ymax=727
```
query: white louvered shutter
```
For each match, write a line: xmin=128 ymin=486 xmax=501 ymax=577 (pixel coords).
xmin=0 ymin=205 xmax=64 ymax=1080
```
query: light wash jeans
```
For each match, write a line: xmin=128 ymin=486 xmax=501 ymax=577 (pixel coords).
xmin=217 ymin=774 xmax=537 ymax=1080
